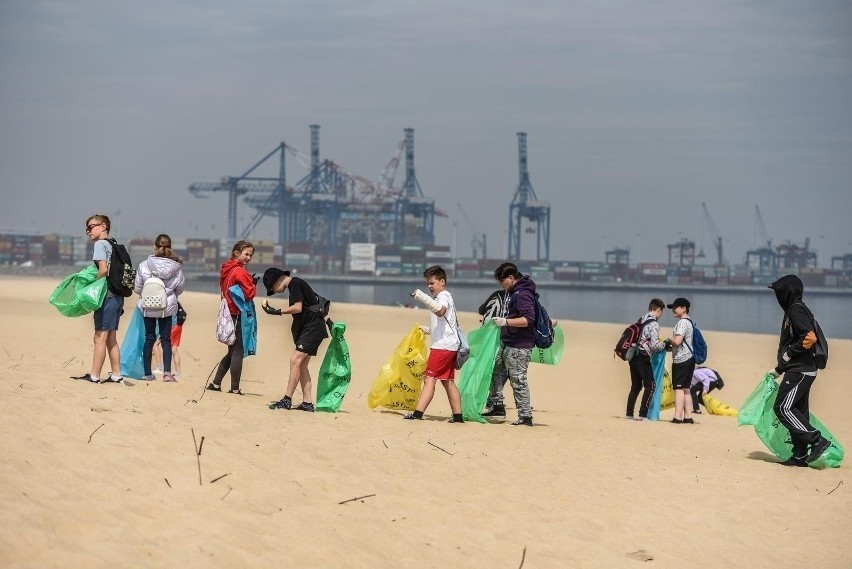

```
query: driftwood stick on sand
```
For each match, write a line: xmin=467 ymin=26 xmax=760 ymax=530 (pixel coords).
xmin=338 ymin=494 xmax=376 ymax=505
xmin=164 ymin=478 xmax=172 ymax=488
xmin=210 ymin=473 xmax=230 ymax=484
xmin=87 ymin=423 xmax=105 ymax=443
xmin=427 ymin=441 xmax=453 ymax=456
xmin=518 ymin=546 xmax=527 ymax=569
xmin=827 ymin=480 xmax=843 ymax=495
xmin=191 ymin=429 xmax=202 ymax=486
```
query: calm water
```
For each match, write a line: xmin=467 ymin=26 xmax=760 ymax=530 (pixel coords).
xmin=187 ymin=277 xmax=852 ymax=339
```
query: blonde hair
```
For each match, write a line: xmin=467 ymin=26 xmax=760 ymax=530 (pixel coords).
xmin=154 ymin=234 xmax=182 ymax=263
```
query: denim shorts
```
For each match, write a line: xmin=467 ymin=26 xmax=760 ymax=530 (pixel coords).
xmin=94 ymin=296 xmax=124 ymax=331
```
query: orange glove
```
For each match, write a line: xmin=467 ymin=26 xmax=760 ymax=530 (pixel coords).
xmin=802 ymin=331 xmax=817 ymax=350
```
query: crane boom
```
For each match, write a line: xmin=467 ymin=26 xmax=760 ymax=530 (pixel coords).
xmin=754 ymin=204 xmax=772 ymax=249
xmin=701 ymin=202 xmax=724 ymax=266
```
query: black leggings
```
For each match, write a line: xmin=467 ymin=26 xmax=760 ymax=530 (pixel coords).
xmin=690 ymin=381 xmax=718 ymax=411
xmin=213 ymin=314 xmax=243 ymax=391
xmin=626 ymin=354 xmax=655 ymax=418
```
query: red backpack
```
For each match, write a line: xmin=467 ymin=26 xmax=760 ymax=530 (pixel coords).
xmin=614 ymin=318 xmax=655 ymax=361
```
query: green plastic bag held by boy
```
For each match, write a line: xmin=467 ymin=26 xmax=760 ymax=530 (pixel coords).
xmin=316 ymin=321 xmax=352 ymax=413
xmin=49 ymin=265 xmax=107 ymax=317
xmin=457 ymin=321 xmax=503 ymax=423
xmin=739 ymin=374 xmax=844 ymax=468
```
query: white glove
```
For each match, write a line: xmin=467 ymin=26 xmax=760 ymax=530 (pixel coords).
xmin=419 ymin=325 xmax=431 ymax=335
xmin=411 ymin=289 xmax=441 ymax=313
xmin=768 ymin=369 xmax=781 ymax=379
xmin=491 ymin=317 xmax=508 ymax=327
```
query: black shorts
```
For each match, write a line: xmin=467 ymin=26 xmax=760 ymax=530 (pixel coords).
xmin=292 ymin=317 xmax=328 ymax=356
xmin=672 ymin=359 xmax=696 ymax=390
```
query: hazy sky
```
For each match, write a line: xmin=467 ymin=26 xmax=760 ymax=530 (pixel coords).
xmin=2 ymin=0 xmax=851 ymax=265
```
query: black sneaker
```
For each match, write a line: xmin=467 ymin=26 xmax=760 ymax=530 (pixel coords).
xmin=294 ymin=402 xmax=315 ymax=412
xmin=779 ymin=457 xmax=808 ymax=468
xmin=482 ymin=404 xmax=506 ymax=417
xmin=269 ymin=396 xmax=292 ymax=410
xmin=683 ymin=418 xmax=695 ymax=424
xmin=805 ymin=438 xmax=831 ymax=464
xmin=511 ymin=417 xmax=533 ymax=426
xmin=402 ymin=412 xmax=422 ymax=420
xmin=70 ymin=373 xmax=98 ymax=383
xmin=206 ymin=383 xmax=222 ymax=392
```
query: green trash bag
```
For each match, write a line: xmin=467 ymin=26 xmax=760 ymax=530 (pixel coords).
xmin=457 ymin=321 xmax=503 ymax=423
xmin=530 ymin=323 xmax=565 ymax=365
xmin=738 ymin=374 xmax=844 ymax=468
xmin=49 ymin=265 xmax=107 ymax=317
xmin=316 ymin=321 xmax=352 ymax=413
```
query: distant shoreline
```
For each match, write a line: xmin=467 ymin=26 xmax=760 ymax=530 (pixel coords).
xmin=190 ymin=271 xmax=852 ymax=297
xmin=4 ymin=266 xmax=850 ymax=296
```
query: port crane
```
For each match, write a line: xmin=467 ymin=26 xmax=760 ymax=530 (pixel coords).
xmin=508 ymin=132 xmax=550 ymax=261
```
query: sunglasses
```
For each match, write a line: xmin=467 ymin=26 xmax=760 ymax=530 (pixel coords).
xmin=86 ymin=222 xmax=104 ymax=232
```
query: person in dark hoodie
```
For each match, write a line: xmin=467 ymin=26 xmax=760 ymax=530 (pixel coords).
xmin=482 ymin=262 xmax=536 ymax=426
xmin=207 ymin=240 xmax=257 ymax=395
xmin=768 ymin=274 xmax=831 ymax=466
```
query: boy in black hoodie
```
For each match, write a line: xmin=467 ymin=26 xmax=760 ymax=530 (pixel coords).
xmin=768 ymin=274 xmax=831 ymax=466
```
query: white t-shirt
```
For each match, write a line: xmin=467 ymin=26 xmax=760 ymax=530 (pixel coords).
xmin=429 ymin=290 xmax=460 ymax=351
xmin=672 ymin=318 xmax=694 ymax=364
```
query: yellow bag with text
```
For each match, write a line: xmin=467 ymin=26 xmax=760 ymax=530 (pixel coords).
xmin=703 ymin=393 xmax=738 ymax=416
xmin=660 ymin=370 xmax=675 ymax=411
xmin=367 ymin=325 xmax=428 ymax=411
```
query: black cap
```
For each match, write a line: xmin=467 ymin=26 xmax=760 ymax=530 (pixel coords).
xmin=667 ymin=297 xmax=690 ymax=309
xmin=263 ymin=268 xmax=290 ymax=296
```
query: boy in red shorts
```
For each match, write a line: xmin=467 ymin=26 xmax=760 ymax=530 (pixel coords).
xmin=404 ymin=265 xmax=464 ymax=423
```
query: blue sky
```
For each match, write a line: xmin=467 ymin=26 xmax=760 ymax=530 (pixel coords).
xmin=2 ymin=0 xmax=851 ymax=264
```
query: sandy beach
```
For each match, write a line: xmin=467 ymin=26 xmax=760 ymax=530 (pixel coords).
xmin=0 ymin=276 xmax=850 ymax=568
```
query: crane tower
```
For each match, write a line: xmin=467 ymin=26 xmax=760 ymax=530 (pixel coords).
xmin=508 ymin=132 xmax=550 ymax=261
xmin=394 ymin=128 xmax=436 ymax=246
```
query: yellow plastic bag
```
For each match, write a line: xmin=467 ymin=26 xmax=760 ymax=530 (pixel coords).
xmin=703 ymin=393 xmax=738 ymax=416
xmin=367 ymin=325 xmax=428 ymax=411
xmin=660 ymin=370 xmax=675 ymax=411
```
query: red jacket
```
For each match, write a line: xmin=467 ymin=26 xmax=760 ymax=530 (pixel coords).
xmin=220 ymin=259 xmax=256 ymax=316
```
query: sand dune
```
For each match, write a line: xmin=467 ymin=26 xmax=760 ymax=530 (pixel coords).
xmin=0 ymin=276 xmax=849 ymax=568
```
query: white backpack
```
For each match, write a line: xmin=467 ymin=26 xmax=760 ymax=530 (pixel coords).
xmin=141 ymin=275 xmax=168 ymax=311
xmin=216 ymin=298 xmax=236 ymax=345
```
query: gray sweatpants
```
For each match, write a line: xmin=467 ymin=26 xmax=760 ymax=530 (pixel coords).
xmin=488 ymin=345 xmax=533 ymax=418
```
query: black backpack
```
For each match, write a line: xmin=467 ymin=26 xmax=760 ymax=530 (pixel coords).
xmin=106 ymin=238 xmax=135 ymax=297
xmin=307 ymin=293 xmax=331 ymax=318
xmin=614 ymin=318 xmax=654 ymax=361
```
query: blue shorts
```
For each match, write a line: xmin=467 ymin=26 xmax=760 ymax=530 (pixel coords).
xmin=94 ymin=296 xmax=124 ymax=331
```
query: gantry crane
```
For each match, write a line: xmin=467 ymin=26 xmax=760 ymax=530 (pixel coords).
xmin=394 ymin=128 xmax=436 ymax=246
xmin=508 ymin=132 xmax=550 ymax=261
xmin=190 ymin=126 xmax=443 ymax=251
xmin=188 ymin=143 xmax=288 ymax=241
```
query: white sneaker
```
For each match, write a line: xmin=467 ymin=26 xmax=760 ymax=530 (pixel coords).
xmin=152 ymin=368 xmax=164 ymax=376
